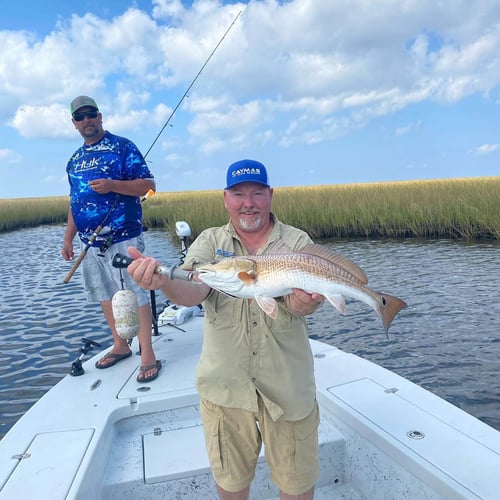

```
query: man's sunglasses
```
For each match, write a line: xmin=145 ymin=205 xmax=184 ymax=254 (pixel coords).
xmin=73 ymin=111 xmax=99 ymax=122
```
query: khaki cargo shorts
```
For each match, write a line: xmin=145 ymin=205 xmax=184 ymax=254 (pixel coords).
xmin=200 ymin=396 xmax=319 ymax=495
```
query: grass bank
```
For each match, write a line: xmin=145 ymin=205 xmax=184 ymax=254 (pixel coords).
xmin=1 ymin=177 xmax=499 ymax=241
xmin=0 ymin=197 xmax=69 ymax=232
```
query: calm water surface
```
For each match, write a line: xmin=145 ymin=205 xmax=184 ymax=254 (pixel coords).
xmin=0 ymin=225 xmax=499 ymax=439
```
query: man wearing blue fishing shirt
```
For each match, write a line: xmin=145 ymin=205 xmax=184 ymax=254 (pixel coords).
xmin=61 ymin=95 xmax=160 ymax=383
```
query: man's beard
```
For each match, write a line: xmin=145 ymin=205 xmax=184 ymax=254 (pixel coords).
xmin=82 ymin=125 xmax=99 ymax=139
xmin=238 ymin=213 xmax=262 ymax=231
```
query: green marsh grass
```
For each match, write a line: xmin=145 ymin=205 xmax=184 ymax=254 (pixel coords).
xmin=0 ymin=196 xmax=69 ymax=232
xmin=143 ymin=177 xmax=500 ymax=241
xmin=1 ymin=177 xmax=499 ymax=240
xmin=272 ymin=177 xmax=500 ymax=240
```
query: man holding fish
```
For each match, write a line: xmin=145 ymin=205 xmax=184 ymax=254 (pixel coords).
xmin=128 ymin=159 xmax=325 ymax=499
xmin=127 ymin=159 xmax=406 ymax=499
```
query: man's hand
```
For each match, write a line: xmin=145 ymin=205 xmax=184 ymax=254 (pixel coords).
xmin=127 ymin=246 xmax=210 ymax=305
xmin=89 ymin=178 xmax=113 ymax=194
xmin=126 ymin=246 xmax=165 ymax=290
xmin=285 ymin=289 xmax=325 ymax=316
xmin=61 ymin=243 xmax=74 ymax=261
xmin=89 ymin=178 xmax=155 ymax=197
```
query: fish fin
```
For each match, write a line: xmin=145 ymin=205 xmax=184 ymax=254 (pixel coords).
xmin=298 ymin=244 xmax=368 ymax=284
xmin=326 ymin=294 xmax=347 ymax=314
xmin=264 ymin=240 xmax=368 ymax=284
xmin=373 ymin=291 xmax=407 ymax=332
xmin=237 ymin=271 xmax=257 ymax=286
xmin=262 ymin=239 xmax=294 ymax=255
xmin=255 ymin=296 xmax=279 ymax=319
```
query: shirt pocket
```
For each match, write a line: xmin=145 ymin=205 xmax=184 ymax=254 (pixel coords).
xmin=205 ymin=292 xmax=244 ymax=325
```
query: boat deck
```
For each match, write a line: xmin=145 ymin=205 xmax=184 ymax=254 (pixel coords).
xmin=1 ymin=315 xmax=499 ymax=499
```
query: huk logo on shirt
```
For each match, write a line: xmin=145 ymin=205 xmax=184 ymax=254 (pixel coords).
xmin=73 ymin=156 xmax=100 ymax=172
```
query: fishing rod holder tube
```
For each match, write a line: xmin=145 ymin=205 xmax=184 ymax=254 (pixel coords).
xmin=111 ymin=253 xmax=194 ymax=282
xmin=70 ymin=337 xmax=102 ymax=376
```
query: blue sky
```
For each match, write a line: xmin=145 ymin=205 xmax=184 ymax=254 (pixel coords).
xmin=1 ymin=0 xmax=499 ymax=199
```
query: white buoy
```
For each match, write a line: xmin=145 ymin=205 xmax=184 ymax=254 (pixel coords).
xmin=112 ymin=289 xmax=140 ymax=340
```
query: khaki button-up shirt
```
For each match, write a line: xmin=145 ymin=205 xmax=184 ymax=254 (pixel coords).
xmin=183 ymin=214 xmax=316 ymax=421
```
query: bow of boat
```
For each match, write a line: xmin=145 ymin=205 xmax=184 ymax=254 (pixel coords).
xmin=1 ymin=315 xmax=499 ymax=500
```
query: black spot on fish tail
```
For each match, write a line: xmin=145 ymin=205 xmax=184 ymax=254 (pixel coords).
xmin=376 ymin=291 xmax=407 ymax=332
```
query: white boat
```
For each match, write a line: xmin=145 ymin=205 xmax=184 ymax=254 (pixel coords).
xmin=1 ymin=225 xmax=499 ymax=499
xmin=1 ymin=309 xmax=499 ymax=500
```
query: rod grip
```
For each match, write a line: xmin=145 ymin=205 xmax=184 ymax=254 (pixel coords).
xmin=63 ymin=248 xmax=88 ymax=283
xmin=63 ymin=226 xmax=102 ymax=283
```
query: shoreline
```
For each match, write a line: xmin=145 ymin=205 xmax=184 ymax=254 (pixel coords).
xmin=1 ymin=176 xmax=499 ymax=240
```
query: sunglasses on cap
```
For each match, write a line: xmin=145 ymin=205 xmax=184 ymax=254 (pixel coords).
xmin=73 ymin=111 xmax=98 ymax=122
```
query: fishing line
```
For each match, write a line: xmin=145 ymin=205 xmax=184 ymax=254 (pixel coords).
xmin=63 ymin=9 xmax=243 ymax=284
xmin=143 ymin=9 xmax=243 ymax=159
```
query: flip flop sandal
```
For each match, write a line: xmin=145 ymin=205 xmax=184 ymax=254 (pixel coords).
xmin=95 ymin=351 xmax=132 ymax=369
xmin=137 ymin=360 xmax=162 ymax=383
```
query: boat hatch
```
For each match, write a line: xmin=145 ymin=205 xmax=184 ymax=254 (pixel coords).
xmin=328 ymin=378 xmax=500 ymax=497
xmin=117 ymin=348 xmax=200 ymax=400
xmin=143 ymin=424 xmax=266 ymax=484
xmin=0 ymin=429 xmax=93 ymax=498
xmin=143 ymin=424 xmax=209 ymax=483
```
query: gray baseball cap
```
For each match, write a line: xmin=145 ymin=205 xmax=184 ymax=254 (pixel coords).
xmin=70 ymin=96 xmax=99 ymax=115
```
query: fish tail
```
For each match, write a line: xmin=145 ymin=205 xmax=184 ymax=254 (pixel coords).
xmin=375 ymin=292 xmax=407 ymax=332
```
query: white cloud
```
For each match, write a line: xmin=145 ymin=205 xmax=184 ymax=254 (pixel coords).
xmin=2 ymin=0 xmax=500 ymax=151
xmin=43 ymin=174 xmax=67 ymax=185
xmin=11 ymin=104 xmax=74 ymax=139
xmin=0 ymin=148 xmax=22 ymax=165
xmin=473 ymin=143 xmax=499 ymax=155
xmin=152 ymin=0 xmax=186 ymax=21
xmin=395 ymin=120 xmax=422 ymax=137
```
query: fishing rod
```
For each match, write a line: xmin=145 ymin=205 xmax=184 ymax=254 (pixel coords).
xmin=143 ymin=10 xmax=243 ymax=159
xmin=63 ymin=9 xmax=242 ymax=284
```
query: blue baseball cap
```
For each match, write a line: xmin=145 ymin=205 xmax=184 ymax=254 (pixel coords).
xmin=225 ymin=159 xmax=270 ymax=189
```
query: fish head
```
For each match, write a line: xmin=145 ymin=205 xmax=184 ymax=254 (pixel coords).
xmin=195 ymin=257 xmax=258 ymax=296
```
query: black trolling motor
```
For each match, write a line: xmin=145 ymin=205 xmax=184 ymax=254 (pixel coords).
xmin=70 ymin=337 xmax=102 ymax=376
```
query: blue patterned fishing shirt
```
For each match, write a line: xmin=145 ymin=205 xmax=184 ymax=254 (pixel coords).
xmin=66 ymin=131 xmax=154 ymax=246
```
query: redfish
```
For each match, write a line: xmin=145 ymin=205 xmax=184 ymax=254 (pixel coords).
xmin=196 ymin=241 xmax=407 ymax=333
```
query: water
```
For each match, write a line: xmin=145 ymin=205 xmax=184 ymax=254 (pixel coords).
xmin=0 ymin=226 xmax=499 ymax=440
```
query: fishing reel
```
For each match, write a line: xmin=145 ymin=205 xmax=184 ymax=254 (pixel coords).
xmin=70 ymin=337 xmax=102 ymax=376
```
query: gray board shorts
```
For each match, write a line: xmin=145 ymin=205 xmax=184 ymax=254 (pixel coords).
xmin=80 ymin=235 xmax=150 ymax=306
